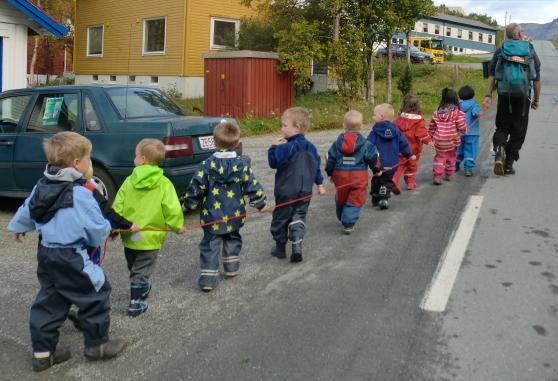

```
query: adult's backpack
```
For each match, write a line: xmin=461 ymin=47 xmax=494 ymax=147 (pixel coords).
xmin=494 ymin=40 xmax=537 ymax=99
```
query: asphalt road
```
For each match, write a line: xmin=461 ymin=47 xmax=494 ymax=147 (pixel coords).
xmin=0 ymin=41 xmax=556 ymax=380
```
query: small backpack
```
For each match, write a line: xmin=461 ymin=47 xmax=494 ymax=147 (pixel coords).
xmin=494 ymin=40 xmax=537 ymax=99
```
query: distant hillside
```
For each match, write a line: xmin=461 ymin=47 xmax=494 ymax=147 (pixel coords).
xmin=521 ymin=18 xmax=558 ymax=40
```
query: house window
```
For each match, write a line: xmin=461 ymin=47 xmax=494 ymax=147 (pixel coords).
xmin=468 ymin=31 xmax=473 ymax=40
xmin=434 ymin=25 xmax=440 ymax=35
xmin=423 ymin=22 xmax=428 ymax=33
xmin=143 ymin=17 xmax=166 ymax=54
xmin=488 ymin=34 xmax=493 ymax=44
xmin=151 ymin=76 xmax=159 ymax=84
xmin=210 ymin=17 xmax=239 ymax=49
xmin=459 ymin=47 xmax=463 ymax=52
xmin=458 ymin=29 xmax=462 ymax=38
xmin=129 ymin=76 xmax=136 ymax=83
xmin=92 ymin=75 xmax=99 ymax=82
xmin=110 ymin=75 xmax=117 ymax=82
xmin=478 ymin=32 xmax=483 ymax=42
xmin=446 ymin=27 xmax=451 ymax=37
xmin=87 ymin=25 xmax=104 ymax=56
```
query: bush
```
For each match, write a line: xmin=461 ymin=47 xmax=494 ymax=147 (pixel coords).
xmin=397 ymin=65 xmax=413 ymax=97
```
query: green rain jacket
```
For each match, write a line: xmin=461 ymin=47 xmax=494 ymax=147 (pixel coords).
xmin=113 ymin=165 xmax=184 ymax=250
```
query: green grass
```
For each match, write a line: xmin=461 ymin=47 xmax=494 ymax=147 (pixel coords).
xmin=444 ymin=55 xmax=485 ymax=63
xmin=553 ymin=39 xmax=558 ymax=50
xmin=175 ymin=63 xmax=486 ymax=136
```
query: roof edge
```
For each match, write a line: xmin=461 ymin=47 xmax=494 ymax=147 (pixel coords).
xmin=7 ymin=0 xmax=69 ymax=38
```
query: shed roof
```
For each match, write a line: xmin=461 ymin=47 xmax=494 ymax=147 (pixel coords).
xmin=6 ymin=0 xmax=68 ymax=38
xmin=430 ymin=13 xmax=498 ymax=31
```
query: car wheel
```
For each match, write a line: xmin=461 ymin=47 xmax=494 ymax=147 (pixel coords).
xmin=91 ymin=165 xmax=116 ymax=202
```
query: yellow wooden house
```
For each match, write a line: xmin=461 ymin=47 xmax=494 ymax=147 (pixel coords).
xmin=74 ymin=0 xmax=257 ymax=98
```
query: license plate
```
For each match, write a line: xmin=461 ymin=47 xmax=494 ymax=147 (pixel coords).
xmin=198 ymin=136 xmax=215 ymax=150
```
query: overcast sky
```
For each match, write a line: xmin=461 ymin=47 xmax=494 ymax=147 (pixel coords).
xmin=433 ymin=0 xmax=557 ymax=25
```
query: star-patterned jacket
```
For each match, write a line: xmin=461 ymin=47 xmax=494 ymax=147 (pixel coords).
xmin=182 ymin=150 xmax=267 ymax=235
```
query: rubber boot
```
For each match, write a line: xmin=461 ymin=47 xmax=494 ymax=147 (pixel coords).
xmin=32 ymin=348 xmax=71 ymax=372
xmin=494 ymin=146 xmax=505 ymax=176
xmin=84 ymin=339 xmax=126 ymax=361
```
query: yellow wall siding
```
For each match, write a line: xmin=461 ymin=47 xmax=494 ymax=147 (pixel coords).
xmin=184 ymin=0 xmax=257 ymax=76
xmin=74 ymin=0 xmax=185 ymax=76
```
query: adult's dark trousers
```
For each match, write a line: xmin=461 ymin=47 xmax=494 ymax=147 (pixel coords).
xmin=370 ymin=172 xmax=394 ymax=202
xmin=270 ymin=196 xmax=311 ymax=245
xmin=30 ymin=246 xmax=111 ymax=353
xmin=493 ymin=95 xmax=530 ymax=162
xmin=198 ymin=230 xmax=242 ymax=288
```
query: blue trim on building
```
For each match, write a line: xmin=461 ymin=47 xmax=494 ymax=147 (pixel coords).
xmin=404 ymin=31 xmax=495 ymax=52
xmin=418 ymin=18 xmax=496 ymax=35
xmin=7 ymin=0 xmax=68 ymax=38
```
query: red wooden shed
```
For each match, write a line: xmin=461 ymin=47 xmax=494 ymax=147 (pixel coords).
xmin=203 ymin=50 xmax=294 ymax=119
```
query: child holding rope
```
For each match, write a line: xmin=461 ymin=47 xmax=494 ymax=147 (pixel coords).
xmin=392 ymin=95 xmax=433 ymax=194
xmin=325 ymin=110 xmax=379 ymax=234
xmin=429 ymin=88 xmax=467 ymax=185
xmin=7 ymin=132 xmax=125 ymax=371
xmin=367 ymin=104 xmax=415 ymax=210
xmin=182 ymin=122 xmax=267 ymax=291
xmin=268 ymin=107 xmax=326 ymax=262
xmin=457 ymin=85 xmax=484 ymax=177
xmin=112 ymin=138 xmax=185 ymax=316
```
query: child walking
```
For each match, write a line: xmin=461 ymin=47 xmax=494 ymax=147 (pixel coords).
xmin=392 ymin=95 xmax=433 ymax=193
xmin=325 ymin=110 xmax=379 ymax=234
xmin=429 ymin=88 xmax=467 ymax=185
xmin=182 ymin=122 xmax=267 ymax=291
xmin=367 ymin=104 xmax=415 ymax=210
xmin=457 ymin=85 xmax=483 ymax=176
xmin=7 ymin=132 xmax=125 ymax=371
xmin=268 ymin=107 xmax=326 ymax=262
xmin=113 ymin=138 xmax=184 ymax=316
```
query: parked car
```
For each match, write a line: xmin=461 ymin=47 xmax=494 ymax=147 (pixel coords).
xmin=0 ymin=85 xmax=240 ymax=201
xmin=377 ymin=44 xmax=432 ymax=63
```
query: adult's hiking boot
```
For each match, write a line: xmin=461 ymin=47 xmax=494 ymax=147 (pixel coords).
xmin=290 ymin=242 xmax=303 ymax=263
xmin=379 ymin=199 xmax=389 ymax=210
xmin=32 ymin=348 xmax=71 ymax=372
xmin=84 ymin=339 xmax=125 ymax=361
xmin=494 ymin=146 xmax=505 ymax=176
xmin=504 ymin=160 xmax=516 ymax=175
xmin=270 ymin=242 xmax=287 ymax=259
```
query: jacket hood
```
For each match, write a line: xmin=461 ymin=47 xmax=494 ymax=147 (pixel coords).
xmin=372 ymin=121 xmax=397 ymax=140
xmin=130 ymin=165 xmax=164 ymax=189
xmin=434 ymin=105 xmax=457 ymax=122
xmin=337 ymin=131 xmax=365 ymax=155
xmin=459 ymin=99 xmax=476 ymax=113
xmin=29 ymin=165 xmax=85 ymax=224
xmin=206 ymin=151 xmax=246 ymax=183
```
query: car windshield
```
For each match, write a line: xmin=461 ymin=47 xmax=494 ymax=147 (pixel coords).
xmin=105 ymin=87 xmax=185 ymax=119
xmin=431 ymin=40 xmax=443 ymax=50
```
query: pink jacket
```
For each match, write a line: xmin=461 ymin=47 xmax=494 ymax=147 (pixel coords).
xmin=428 ymin=106 xmax=467 ymax=152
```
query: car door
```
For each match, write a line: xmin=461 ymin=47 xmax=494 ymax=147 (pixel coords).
xmin=0 ymin=93 xmax=33 ymax=192
xmin=13 ymin=91 xmax=82 ymax=190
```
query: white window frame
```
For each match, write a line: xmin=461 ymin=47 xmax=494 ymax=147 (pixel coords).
xmin=142 ymin=17 xmax=167 ymax=55
xmin=87 ymin=25 xmax=104 ymax=57
xmin=434 ymin=25 xmax=440 ymax=35
xmin=422 ymin=22 xmax=428 ymax=33
xmin=478 ymin=32 xmax=483 ymax=42
xmin=210 ymin=17 xmax=240 ymax=50
xmin=457 ymin=29 xmax=462 ymax=38
xmin=446 ymin=27 xmax=451 ymax=37
xmin=488 ymin=34 xmax=493 ymax=44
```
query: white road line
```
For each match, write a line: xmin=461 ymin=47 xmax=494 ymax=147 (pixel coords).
xmin=420 ymin=195 xmax=484 ymax=312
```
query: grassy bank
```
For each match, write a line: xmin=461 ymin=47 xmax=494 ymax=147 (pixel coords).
xmin=444 ymin=55 xmax=485 ymax=63
xmin=176 ymin=62 xmax=486 ymax=136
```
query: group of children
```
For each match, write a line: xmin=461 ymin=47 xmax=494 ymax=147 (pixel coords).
xmin=6 ymin=86 xmax=482 ymax=371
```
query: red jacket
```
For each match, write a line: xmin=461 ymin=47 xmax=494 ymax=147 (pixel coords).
xmin=394 ymin=112 xmax=431 ymax=155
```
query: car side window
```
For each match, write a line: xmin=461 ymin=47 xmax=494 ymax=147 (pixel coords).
xmin=0 ymin=95 xmax=32 ymax=134
xmin=84 ymin=94 xmax=102 ymax=131
xmin=27 ymin=93 xmax=79 ymax=133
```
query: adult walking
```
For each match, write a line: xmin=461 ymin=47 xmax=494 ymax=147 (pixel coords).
xmin=483 ymin=23 xmax=541 ymax=176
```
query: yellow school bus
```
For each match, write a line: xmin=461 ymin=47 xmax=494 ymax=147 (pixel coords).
xmin=409 ymin=36 xmax=444 ymax=64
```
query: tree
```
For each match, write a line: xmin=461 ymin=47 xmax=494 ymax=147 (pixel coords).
xmin=395 ymin=0 xmax=436 ymax=65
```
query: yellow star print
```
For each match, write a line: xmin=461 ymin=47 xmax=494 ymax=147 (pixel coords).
xmin=213 ymin=201 xmax=222 ymax=209
xmin=202 ymin=209 xmax=209 ymax=216
xmin=232 ymin=165 xmax=239 ymax=172
xmin=234 ymin=210 xmax=241 ymax=217
xmin=210 ymin=161 xmax=216 ymax=169
xmin=239 ymin=198 xmax=245 ymax=205
xmin=243 ymin=166 xmax=248 ymax=172
xmin=227 ymin=190 xmax=235 ymax=199
xmin=256 ymin=190 xmax=263 ymax=196
xmin=199 ymin=184 xmax=206 ymax=190
xmin=218 ymin=166 xmax=225 ymax=174
xmin=197 ymin=170 xmax=204 ymax=178
xmin=226 ymin=225 xmax=233 ymax=232
xmin=244 ymin=175 xmax=249 ymax=181
xmin=241 ymin=218 xmax=246 ymax=224
xmin=212 ymin=223 xmax=219 ymax=231
xmin=223 ymin=215 xmax=229 ymax=222
xmin=234 ymin=177 xmax=241 ymax=183
xmin=212 ymin=187 xmax=220 ymax=196
xmin=252 ymin=179 xmax=258 ymax=185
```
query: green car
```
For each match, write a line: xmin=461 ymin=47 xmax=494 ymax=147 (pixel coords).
xmin=0 ymin=85 xmax=239 ymax=201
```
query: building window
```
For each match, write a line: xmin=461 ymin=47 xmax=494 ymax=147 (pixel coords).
xmin=211 ymin=17 xmax=239 ymax=49
xmin=446 ymin=27 xmax=451 ymax=37
xmin=87 ymin=25 xmax=104 ymax=57
xmin=143 ymin=17 xmax=166 ymax=54
xmin=488 ymin=34 xmax=493 ymax=44
xmin=478 ymin=32 xmax=483 ymax=42
xmin=129 ymin=76 xmax=136 ymax=83
xmin=468 ymin=31 xmax=473 ymax=40
xmin=459 ymin=47 xmax=463 ymax=52
xmin=458 ymin=29 xmax=462 ymax=38
xmin=150 ymin=76 xmax=159 ymax=84
xmin=434 ymin=25 xmax=440 ymax=35
xmin=422 ymin=22 xmax=428 ymax=33
xmin=92 ymin=75 xmax=99 ymax=82
xmin=110 ymin=75 xmax=117 ymax=82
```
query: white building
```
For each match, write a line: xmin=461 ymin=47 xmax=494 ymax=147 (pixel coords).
xmin=0 ymin=0 xmax=67 ymax=92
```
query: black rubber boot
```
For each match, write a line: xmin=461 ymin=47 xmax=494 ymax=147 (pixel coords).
xmin=290 ymin=242 xmax=303 ymax=263
xmin=67 ymin=309 xmax=82 ymax=331
xmin=494 ymin=146 xmax=505 ymax=176
xmin=504 ymin=159 xmax=515 ymax=175
xmin=270 ymin=241 xmax=287 ymax=259
xmin=32 ymin=348 xmax=71 ymax=372
xmin=84 ymin=339 xmax=125 ymax=361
